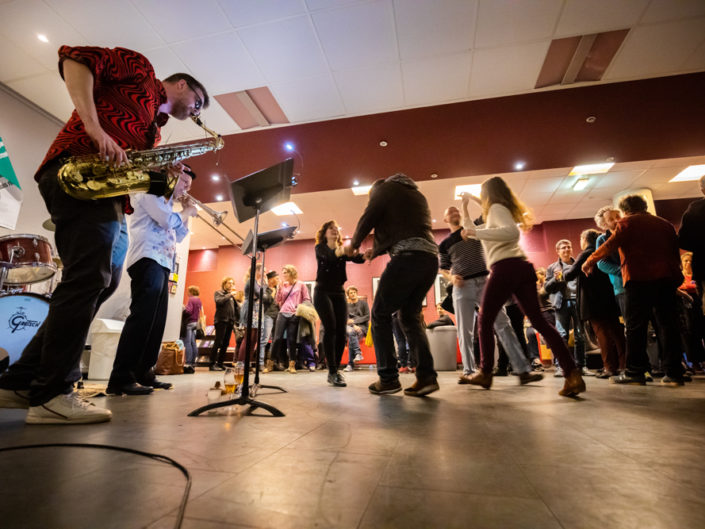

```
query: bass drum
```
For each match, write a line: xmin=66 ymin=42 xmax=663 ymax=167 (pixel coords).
xmin=0 ymin=293 xmax=49 ymax=373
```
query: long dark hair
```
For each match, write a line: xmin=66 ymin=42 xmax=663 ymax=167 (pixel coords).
xmin=316 ymin=220 xmax=342 ymax=246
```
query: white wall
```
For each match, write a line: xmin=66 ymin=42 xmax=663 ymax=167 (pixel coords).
xmin=0 ymin=85 xmax=61 ymax=240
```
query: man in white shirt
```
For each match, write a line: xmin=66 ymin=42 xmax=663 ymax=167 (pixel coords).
xmin=106 ymin=169 xmax=197 ymax=395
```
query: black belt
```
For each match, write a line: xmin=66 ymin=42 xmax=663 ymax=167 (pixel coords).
xmin=394 ymin=250 xmax=436 ymax=257
xmin=462 ymin=271 xmax=489 ymax=280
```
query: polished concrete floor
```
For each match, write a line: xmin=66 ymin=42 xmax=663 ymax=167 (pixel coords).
xmin=1 ymin=368 xmax=704 ymax=529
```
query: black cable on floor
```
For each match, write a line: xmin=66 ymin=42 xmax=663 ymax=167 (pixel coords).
xmin=0 ymin=443 xmax=191 ymax=529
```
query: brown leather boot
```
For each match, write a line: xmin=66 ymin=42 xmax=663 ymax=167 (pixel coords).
xmin=262 ymin=359 xmax=274 ymax=373
xmin=288 ymin=360 xmax=297 ymax=374
xmin=467 ymin=371 xmax=493 ymax=389
xmin=559 ymin=369 xmax=586 ymax=397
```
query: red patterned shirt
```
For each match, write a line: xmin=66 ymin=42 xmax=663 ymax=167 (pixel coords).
xmin=37 ymin=45 xmax=168 ymax=180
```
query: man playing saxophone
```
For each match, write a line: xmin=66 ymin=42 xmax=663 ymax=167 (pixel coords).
xmin=0 ymin=45 xmax=209 ymax=424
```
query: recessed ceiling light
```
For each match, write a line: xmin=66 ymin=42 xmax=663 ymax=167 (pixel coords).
xmin=215 ymin=194 xmax=224 ymax=201
xmin=432 ymin=219 xmax=437 ymax=223
xmin=281 ymin=222 xmax=288 ymax=227
xmin=272 ymin=201 xmax=303 ymax=215
xmin=37 ymin=34 xmax=49 ymax=43
xmin=379 ymin=140 xmax=388 ymax=147
xmin=353 ymin=179 xmax=359 ymax=186
xmin=430 ymin=173 xmax=438 ymax=179
xmin=569 ymin=162 xmax=614 ymax=176
xmin=454 ymin=184 xmax=482 ymax=199
xmin=284 ymin=142 xmax=295 ymax=152
xmin=514 ymin=161 xmax=526 ymax=171
xmin=351 ymin=185 xmax=372 ymax=196
xmin=573 ymin=177 xmax=590 ymax=191
xmin=211 ymin=174 xmax=220 ymax=182
xmin=669 ymin=164 xmax=705 ymax=183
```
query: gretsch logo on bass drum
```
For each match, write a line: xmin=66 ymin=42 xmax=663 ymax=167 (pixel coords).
xmin=8 ymin=306 xmax=42 ymax=334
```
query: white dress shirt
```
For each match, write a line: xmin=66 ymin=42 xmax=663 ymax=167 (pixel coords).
xmin=125 ymin=193 xmax=189 ymax=271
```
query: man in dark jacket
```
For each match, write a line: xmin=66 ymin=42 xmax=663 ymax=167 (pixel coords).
xmin=678 ymin=175 xmax=705 ymax=313
xmin=344 ymin=286 xmax=370 ymax=372
xmin=544 ymin=240 xmax=588 ymax=376
xmin=583 ymin=195 xmax=685 ymax=386
xmin=345 ymin=174 xmax=439 ymax=397
xmin=210 ymin=277 xmax=240 ymax=371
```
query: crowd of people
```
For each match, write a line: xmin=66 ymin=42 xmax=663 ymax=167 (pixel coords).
xmin=0 ymin=43 xmax=702 ymax=426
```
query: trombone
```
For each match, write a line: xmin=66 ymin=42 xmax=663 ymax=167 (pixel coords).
xmin=181 ymin=194 xmax=245 ymax=245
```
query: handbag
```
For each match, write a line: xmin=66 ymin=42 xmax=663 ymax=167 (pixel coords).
xmin=155 ymin=341 xmax=185 ymax=375
xmin=196 ymin=308 xmax=206 ymax=339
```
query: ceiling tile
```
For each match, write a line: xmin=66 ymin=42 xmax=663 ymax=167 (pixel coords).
xmin=159 ymin=99 xmax=240 ymax=146
xmin=143 ymin=46 xmax=190 ymax=80
xmin=605 ymin=17 xmax=705 ymax=79
xmin=270 ymin=74 xmax=344 ymax=122
xmin=46 ymin=0 xmax=165 ymax=51
xmin=171 ymin=32 xmax=265 ymax=94
xmin=134 ymin=0 xmax=232 ymax=44
xmin=640 ymin=0 xmax=705 ymax=24
xmin=402 ymin=52 xmax=472 ymax=106
xmin=592 ymin=170 xmax=644 ymax=189
xmin=0 ymin=0 xmax=88 ymax=70
xmin=555 ymin=0 xmax=649 ymax=37
xmin=0 ymin=34 xmax=48 ymax=82
xmin=305 ymin=0 xmax=363 ymax=11
xmin=312 ymin=0 xmax=398 ymax=70
xmin=238 ymin=15 xmax=328 ymax=83
xmin=219 ymin=0 xmax=307 ymax=28
xmin=683 ymin=38 xmax=705 ymax=70
xmin=6 ymin=71 xmax=74 ymax=122
xmin=475 ymin=0 xmax=563 ymax=48
xmin=394 ymin=0 xmax=477 ymax=60
xmin=334 ymin=64 xmax=404 ymax=114
xmin=469 ymin=41 xmax=550 ymax=97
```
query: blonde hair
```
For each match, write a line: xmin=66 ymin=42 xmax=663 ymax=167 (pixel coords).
xmin=316 ymin=220 xmax=342 ymax=246
xmin=480 ymin=176 xmax=534 ymax=231
xmin=187 ymin=285 xmax=200 ymax=296
xmin=282 ymin=264 xmax=298 ymax=280
xmin=681 ymin=251 xmax=693 ymax=264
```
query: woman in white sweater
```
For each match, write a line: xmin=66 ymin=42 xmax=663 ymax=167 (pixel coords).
xmin=461 ymin=177 xmax=586 ymax=397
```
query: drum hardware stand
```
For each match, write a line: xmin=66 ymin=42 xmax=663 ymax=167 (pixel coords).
xmin=188 ymin=159 xmax=295 ymax=418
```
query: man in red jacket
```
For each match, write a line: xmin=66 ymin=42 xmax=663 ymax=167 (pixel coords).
xmin=583 ymin=195 xmax=685 ymax=386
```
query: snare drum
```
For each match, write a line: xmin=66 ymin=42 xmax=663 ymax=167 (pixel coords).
xmin=0 ymin=234 xmax=57 ymax=285
xmin=0 ymin=293 xmax=49 ymax=372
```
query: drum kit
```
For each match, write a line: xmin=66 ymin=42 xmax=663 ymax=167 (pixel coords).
xmin=0 ymin=228 xmax=61 ymax=372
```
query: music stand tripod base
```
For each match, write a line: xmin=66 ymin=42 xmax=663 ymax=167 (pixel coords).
xmin=187 ymin=394 xmax=285 ymax=417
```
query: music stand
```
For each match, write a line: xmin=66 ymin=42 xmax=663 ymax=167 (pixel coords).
xmin=240 ymin=226 xmax=296 ymax=397
xmin=188 ymin=159 xmax=295 ymax=418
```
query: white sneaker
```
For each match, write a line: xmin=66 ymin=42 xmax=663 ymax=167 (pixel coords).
xmin=344 ymin=364 xmax=354 ymax=372
xmin=0 ymin=388 xmax=30 ymax=409
xmin=26 ymin=392 xmax=112 ymax=425
xmin=354 ymin=354 xmax=363 ymax=362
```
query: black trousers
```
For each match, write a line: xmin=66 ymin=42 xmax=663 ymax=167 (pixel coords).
xmin=271 ymin=313 xmax=300 ymax=363
xmin=371 ymin=251 xmax=438 ymax=383
xmin=109 ymin=258 xmax=170 ymax=385
xmin=211 ymin=320 xmax=234 ymax=366
xmin=314 ymin=289 xmax=348 ymax=374
xmin=0 ymin=160 xmax=124 ymax=406
xmin=624 ymin=279 xmax=684 ymax=378
xmin=496 ymin=302 xmax=531 ymax=371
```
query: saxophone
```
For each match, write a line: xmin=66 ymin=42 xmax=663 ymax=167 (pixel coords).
xmin=57 ymin=116 xmax=224 ymax=200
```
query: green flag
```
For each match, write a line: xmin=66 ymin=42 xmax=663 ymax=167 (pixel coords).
xmin=0 ymin=137 xmax=21 ymax=190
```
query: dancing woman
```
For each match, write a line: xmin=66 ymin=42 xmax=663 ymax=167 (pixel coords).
xmin=313 ymin=220 xmax=364 ymax=387
xmin=462 ymin=177 xmax=586 ymax=397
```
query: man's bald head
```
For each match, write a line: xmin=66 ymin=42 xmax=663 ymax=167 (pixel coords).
xmin=444 ymin=206 xmax=461 ymax=226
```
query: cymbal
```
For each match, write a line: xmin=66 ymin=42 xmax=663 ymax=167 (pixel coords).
xmin=42 ymin=218 xmax=56 ymax=231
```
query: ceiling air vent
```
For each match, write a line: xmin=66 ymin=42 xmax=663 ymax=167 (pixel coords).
xmin=215 ymin=87 xmax=289 ymax=130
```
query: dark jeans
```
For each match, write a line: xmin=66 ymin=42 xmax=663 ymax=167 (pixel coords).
xmin=272 ymin=313 xmax=300 ymax=363
xmin=109 ymin=258 xmax=169 ymax=386
xmin=624 ymin=279 xmax=684 ymax=378
xmin=393 ymin=312 xmax=414 ymax=367
xmin=211 ymin=320 xmax=234 ymax=366
xmin=346 ymin=323 xmax=367 ymax=366
xmin=0 ymin=160 xmax=124 ymax=406
xmin=525 ymin=310 xmax=555 ymax=361
xmin=555 ymin=299 xmax=586 ymax=368
xmin=371 ymin=252 xmax=438 ymax=383
xmin=314 ymin=289 xmax=348 ymax=374
xmin=479 ymin=258 xmax=576 ymax=375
